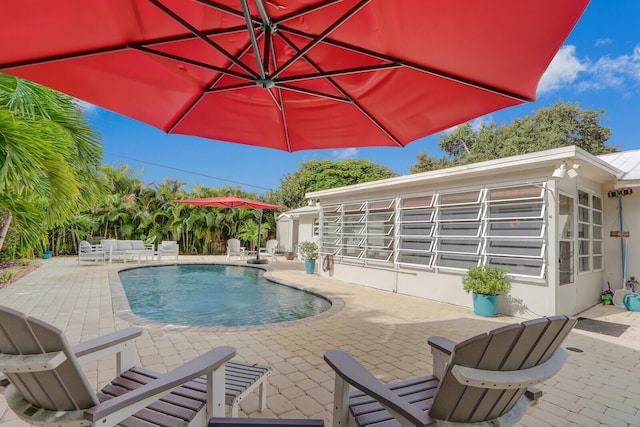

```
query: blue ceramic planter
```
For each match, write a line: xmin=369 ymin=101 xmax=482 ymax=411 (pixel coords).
xmin=473 ymin=293 xmax=499 ymax=317
xmin=305 ymin=259 xmax=316 ymax=274
xmin=623 ymin=293 xmax=640 ymax=312
xmin=42 ymin=251 xmax=53 ymax=259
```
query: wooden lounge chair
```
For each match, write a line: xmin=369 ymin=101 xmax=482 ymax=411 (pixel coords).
xmin=0 ymin=305 xmax=270 ymax=427
xmin=325 ymin=316 xmax=576 ymax=427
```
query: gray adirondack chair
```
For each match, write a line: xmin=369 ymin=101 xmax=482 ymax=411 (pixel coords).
xmin=325 ymin=316 xmax=576 ymax=427
xmin=0 ymin=305 xmax=267 ymax=427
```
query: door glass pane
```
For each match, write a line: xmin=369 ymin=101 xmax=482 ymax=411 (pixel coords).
xmin=559 ymin=195 xmax=574 ymax=285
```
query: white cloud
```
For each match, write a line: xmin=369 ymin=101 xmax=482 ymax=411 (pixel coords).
xmin=537 ymin=43 xmax=640 ymax=95
xmin=595 ymin=38 xmax=612 ymax=47
xmin=537 ymin=45 xmax=587 ymax=94
xmin=577 ymin=44 xmax=640 ymax=92
xmin=331 ymin=147 xmax=358 ymax=160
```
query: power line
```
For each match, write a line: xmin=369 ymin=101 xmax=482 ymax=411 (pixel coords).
xmin=103 ymin=152 xmax=272 ymax=191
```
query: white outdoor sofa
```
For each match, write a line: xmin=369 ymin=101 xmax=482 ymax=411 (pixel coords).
xmin=100 ymin=239 xmax=155 ymax=264
xmin=78 ymin=240 xmax=105 ymax=265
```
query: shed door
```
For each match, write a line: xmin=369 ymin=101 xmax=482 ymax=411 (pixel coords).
xmin=557 ymin=194 xmax=576 ymax=314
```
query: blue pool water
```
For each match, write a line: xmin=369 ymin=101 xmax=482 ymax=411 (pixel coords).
xmin=118 ymin=264 xmax=331 ymax=327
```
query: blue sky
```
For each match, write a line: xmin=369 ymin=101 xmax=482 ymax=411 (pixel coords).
xmin=90 ymin=0 xmax=640 ymax=195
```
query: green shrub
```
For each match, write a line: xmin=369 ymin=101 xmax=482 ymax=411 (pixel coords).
xmin=298 ymin=241 xmax=318 ymax=260
xmin=462 ymin=265 xmax=511 ymax=296
xmin=0 ymin=269 xmax=17 ymax=282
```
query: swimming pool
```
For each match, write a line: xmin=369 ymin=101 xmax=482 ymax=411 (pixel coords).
xmin=118 ymin=264 xmax=331 ymax=327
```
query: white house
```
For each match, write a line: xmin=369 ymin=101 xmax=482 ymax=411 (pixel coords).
xmin=303 ymin=146 xmax=638 ymax=317
xmin=276 ymin=204 xmax=319 ymax=255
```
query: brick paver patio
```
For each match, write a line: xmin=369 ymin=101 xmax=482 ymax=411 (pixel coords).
xmin=1 ymin=256 xmax=639 ymax=426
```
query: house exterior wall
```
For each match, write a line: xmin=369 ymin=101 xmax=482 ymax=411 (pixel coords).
xmin=604 ymin=189 xmax=640 ymax=290
xmin=298 ymin=214 xmax=317 ymax=245
xmin=309 ymin=148 xmax=620 ymax=318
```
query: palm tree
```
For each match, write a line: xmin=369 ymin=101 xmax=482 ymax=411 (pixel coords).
xmin=0 ymin=75 xmax=103 ymax=255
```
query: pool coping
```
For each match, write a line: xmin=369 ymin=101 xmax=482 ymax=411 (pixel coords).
xmin=108 ymin=262 xmax=345 ymax=332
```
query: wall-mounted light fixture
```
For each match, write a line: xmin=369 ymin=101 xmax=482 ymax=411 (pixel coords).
xmin=607 ymin=188 xmax=633 ymax=198
xmin=552 ymin=161 xmax=580 ymax=179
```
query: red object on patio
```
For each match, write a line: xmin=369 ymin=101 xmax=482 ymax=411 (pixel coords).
xmin=173 ymin=196 xmax=284 ymax=210
xmin=172 ymin=196 xmax=284 ymax=263
xmin=0 ymin=1 xmax=589 ymax=152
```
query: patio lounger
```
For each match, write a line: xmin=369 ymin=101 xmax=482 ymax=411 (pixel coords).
xmin=325 ymin=315 xmax=576 ymax=427
xmin=0 ymin=305 xmax=271 ymax=427
xmin=226 ymin=239 xmax=245 ymax=261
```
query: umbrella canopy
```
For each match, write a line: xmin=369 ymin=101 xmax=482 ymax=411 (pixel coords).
xmin=0 ymin=1 xmax=589 ymax=152
xmin=173 ymin=196 xmax=284 ymax=263
xmin=172 ymin=196 xmax=284 ymax=210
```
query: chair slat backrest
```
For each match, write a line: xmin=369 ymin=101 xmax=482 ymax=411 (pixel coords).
xmin=228 ymin=239 xmax=241 ymax=252
xmin=429 ymin=316 xmax=575 ymax=423
xmin=0 ymin=306 xmax=98 ymax=411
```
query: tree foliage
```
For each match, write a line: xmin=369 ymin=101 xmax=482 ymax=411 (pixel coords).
xmin=270 ymin=158 xmax=399 ymax=209
xmin=410 ymin=101 xmax=618 ymax=173
xmin=0 ymin=74 xmax=103 ymax=256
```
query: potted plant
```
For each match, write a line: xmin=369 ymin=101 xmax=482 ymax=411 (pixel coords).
xmin=462 ymin=265 xmax=511 ymax=317
xmin=299 ymin=241 xmax=318 ymax=274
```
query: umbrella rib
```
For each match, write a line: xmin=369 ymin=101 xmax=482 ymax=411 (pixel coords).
xmin=277 ymin=84 xmax=350 ymax=103
xmin=167 ymin=38 xmax=257 ymax=133
xmin=280 ymin=25 xmax=533 ymax=103
xmin=272 ymin=0 xmax=370 ymax=79
xmin=277 ymin=31 xmax=404 ymax=147
xmin=0 ymin=45 xmax=128 ymax=70
xmin=132 ymin=45 xmax=254 ymax=81
xmin=148 ymin=0 xmax=259 ymax=78
xmin=276 ymin=63 xmax=401 ymax=84
xmin=0 ymin=27 xmax=251 ymax=71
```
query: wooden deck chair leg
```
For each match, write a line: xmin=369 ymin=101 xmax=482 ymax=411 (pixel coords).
xmin=259 ymin=377 xmax=268 ymax=411
xmin=208 ymin=365 xmax=227 ymax=418
xmin=333 ymin=375 xmax=350 ymax=427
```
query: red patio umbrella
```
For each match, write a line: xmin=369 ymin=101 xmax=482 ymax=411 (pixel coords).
xmin=172 ymin=196 xmax=284 ymax=263
xmin=0 ymin=1 xmax=589 ymax=152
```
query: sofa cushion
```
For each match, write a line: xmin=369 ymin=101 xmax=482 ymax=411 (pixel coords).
xmin=131 ymin=241 xmax=146 ymax=250
xmin=101 ymin=240 xmax=118 ymax=252
xmin=117 ymin=241 xmax=133 ymax=250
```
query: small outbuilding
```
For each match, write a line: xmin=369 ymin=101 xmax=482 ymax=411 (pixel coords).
xmin=276 ymin=204 xmax=319 ymax=256
xmin=304 ymin=146 xmax=637 ymax=317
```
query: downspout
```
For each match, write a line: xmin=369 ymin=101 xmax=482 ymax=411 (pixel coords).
xmin=619 ymin=195 xmax=627 ymax=288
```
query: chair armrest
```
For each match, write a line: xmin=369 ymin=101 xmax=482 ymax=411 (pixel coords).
xmin=85 ymin=346 xmax=236 ymax=426
xmin=209 ymin=418 xmax=324 ymax=427
xmin=427 ymin=336 xmax=455 ymax=354
xmin=324 ymin=350 xmax=433 ymax=427
xmin=451 ymin=347 xmax=568 ymax=389
xmin=73 ymin=328 xmax=143 ymax=373
xmin=427 ymin=336 xmax=454 ymax=380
